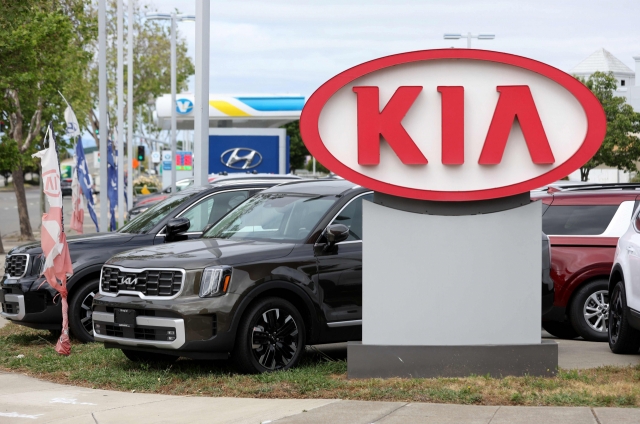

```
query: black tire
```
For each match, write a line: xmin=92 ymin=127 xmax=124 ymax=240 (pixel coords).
xmin=569 ymin=279 xmax=610 ymax=342
xmin=68 ymin=279 xmax=99 ymax=343
xmin=542 ymin=321 xmax=579 ymax=339
xmin=608 ymin=282 xmax=640 ymax=354
xmin=121 ymin=349 xmax=179 ymax=363
xmin=233 ymin=297 xmax=306 ymax=374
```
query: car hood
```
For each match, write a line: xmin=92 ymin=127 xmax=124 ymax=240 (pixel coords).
xmin=8 ymin=232 xmax=136 ymax=256
xmin=105 ymin=238 xmax=296 ymax=270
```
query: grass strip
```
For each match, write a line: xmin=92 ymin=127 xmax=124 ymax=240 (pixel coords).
xmin=1 ymin=323 xmax=639 ymax=407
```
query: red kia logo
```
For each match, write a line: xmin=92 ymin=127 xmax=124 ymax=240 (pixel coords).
xmin=300 ymin=49 xmax=606 ymax=201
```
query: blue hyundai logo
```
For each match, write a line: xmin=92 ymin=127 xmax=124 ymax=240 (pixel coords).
xmin=176 ymin=98 xmax=193 ymax=114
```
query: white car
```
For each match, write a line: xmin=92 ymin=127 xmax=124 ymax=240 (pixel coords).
xmin=608 ymin=207 xmax=640 ymax=353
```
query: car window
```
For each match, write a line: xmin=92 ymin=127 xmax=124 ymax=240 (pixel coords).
xmin=204 ymin=193 xmax=337 ymax=242
xmin=119 ymin=194 xmax=191 ymax=234
xmin=180 ymin=190 xmax=251 ymax=232
xmin=330 ymin=193 xmax=374 ymax=241
xmin=542 ymin=205 xmax=619 ymax=235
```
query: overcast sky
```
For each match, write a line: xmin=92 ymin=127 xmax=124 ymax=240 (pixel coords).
xmin=146 ymin=0 xmax=640 ymax=98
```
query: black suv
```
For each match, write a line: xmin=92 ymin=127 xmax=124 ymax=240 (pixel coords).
xmin=93 ymin=180 xmax=370 ymax=372
xmin=0 ymin=179 xmax=291 ymax=342
xmin=93 ymin=180 xmax=554 ymax=373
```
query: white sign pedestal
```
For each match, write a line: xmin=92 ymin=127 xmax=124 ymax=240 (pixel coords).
xmin=347 ymin=194 xmax=558 ymax=378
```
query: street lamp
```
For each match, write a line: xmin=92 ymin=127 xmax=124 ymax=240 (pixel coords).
xmin=146 ymin=12 xmax=195 ymax=194
xmin=444 ymin=32 xmax=495 ymax=48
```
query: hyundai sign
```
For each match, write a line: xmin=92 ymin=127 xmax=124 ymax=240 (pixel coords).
xmin=208 ymin=131 xmax=289 ymax=175
xmin=300 ymin=49 xmax=606 ymax=201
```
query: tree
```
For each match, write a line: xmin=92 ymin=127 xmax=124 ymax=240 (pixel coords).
xmin=282 ymin=120 xmax=308 ymax=170
xmin=578 ymin=72 xmax=640 ymax=181
xmin=86 ymin=0 xmax=194 ymax=147
xmin=0 ymin=0 xmax=96 ymax=240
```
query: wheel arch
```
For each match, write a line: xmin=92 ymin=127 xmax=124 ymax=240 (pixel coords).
xmin=566 ymin=274 xmax=610 ymax=316
xmin=67 ymin=264 xmax=102 ymax=296
xmin=609 ymin=264 xmax=625 ymax=295
xmin=230 ymin=281 xmax=320 ymax=345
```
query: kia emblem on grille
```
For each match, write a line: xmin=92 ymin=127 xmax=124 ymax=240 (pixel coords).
xmin=220 ymin=148 xmax=263 ymax=170
xmin=121 ymin=277 xmax=138 ymax=286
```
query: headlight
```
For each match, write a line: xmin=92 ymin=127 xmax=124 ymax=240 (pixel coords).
xmin=199 ymin=266 xmax=232 ymax=298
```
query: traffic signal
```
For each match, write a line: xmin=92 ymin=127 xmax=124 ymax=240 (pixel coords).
xmin=137 ymin=145 xmax=145 ymax=161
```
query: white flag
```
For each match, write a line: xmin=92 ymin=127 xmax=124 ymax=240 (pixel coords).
xmin=64 ymin=105 xmax=81 ymax=138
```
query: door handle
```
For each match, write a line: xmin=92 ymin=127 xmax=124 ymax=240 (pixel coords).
xmin=628 ymin=246 xmax=635 ymax=254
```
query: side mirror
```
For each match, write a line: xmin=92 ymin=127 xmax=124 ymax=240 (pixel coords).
xmin=165 ymin=217 xmax=190 ymax=242
xmin=164 ymin=187 xmax=172 ymax=194
xmin=325 ymin=224 xmax=349 ymax=245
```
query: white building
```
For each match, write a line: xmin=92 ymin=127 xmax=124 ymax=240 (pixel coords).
xmin=566 ymin=48 xmax=640 ymax=183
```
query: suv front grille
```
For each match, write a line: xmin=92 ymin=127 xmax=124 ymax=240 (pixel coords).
xmin=100 ymin=266 xmax=183 ymax=297
xmin=4 ymin=255 xmax=29 ymax=278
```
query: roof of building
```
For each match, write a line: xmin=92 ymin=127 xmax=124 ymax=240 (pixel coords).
xmin=570 ymin=48 xmax=634 ymax=76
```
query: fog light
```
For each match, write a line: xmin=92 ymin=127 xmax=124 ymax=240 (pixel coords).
xmin=167 ymin=330 xmax=175 ymax=335
xmin=167 ymin=336 xmax=175 ymax=341
xmin=95 ymin=324 xmax=101 ymax=329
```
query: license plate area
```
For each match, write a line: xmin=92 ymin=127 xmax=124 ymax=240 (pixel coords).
xmin=114 ymin=308 xmax=137 ymax=327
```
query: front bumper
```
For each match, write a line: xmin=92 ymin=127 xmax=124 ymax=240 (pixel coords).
xmin=93 ymin=311 xmax=185 ymax=349
xmin=92 ymin=291 xmax=239 ymax=359
xmin=0 ymin=278 xmax=61 ymax=329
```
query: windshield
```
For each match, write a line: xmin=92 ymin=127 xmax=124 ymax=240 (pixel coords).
xmin=119 ymin=194 xmax=191 ymax=234
xmin=203 ymin=193 xmax=337 ymax=242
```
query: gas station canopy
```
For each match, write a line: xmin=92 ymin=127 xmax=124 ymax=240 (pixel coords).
xmin=155 ymin=93 xmax=304 ymax=130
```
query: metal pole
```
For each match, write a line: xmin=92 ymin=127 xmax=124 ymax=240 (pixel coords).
xmin=467 ymin=32 xmax=472 ymax=48
xmin=117 ymin=0 xmax=125 ymax=227
xmin=194 ymin=0 xmax=210 ymax=187
xmin=127 ymin=0 xmax=134 ymax=213
xmin=99 ymin=0 xmax=108 ymax=232
xmin=170 ymin=14 xmax=177 ymax=193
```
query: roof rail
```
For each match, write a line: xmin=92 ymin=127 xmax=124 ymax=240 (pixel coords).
xmin=550 ymin=183 xmax=640 ymax=192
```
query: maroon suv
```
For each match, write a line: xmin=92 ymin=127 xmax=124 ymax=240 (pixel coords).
xmin=533 ymin=184 xmax=640 ymax=342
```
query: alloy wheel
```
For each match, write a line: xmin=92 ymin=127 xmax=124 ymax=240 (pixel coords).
xmin=80 ymin=290 xmax=95 ymax=335
xmin=251 ymin=308 xmax=299 ymax=370
xmin=609 ymin=287 xmax=623 ymax=345
xmin=583 ymin=290 xmax=609 ymax=333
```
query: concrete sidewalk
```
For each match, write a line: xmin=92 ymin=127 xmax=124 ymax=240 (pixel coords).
xmin=0 ymin=372 xmax=638 ymax=424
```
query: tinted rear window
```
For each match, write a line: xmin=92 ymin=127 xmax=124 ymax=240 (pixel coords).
xmin=542 ymin=205 xmax=618 ymax=235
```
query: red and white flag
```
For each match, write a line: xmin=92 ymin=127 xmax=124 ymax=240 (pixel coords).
xmin=70 ymin=156 xmax=84 ymax=234
xmin=32 ymin=126 xmax=74 ymax=355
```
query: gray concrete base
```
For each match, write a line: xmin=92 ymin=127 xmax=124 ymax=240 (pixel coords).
xmin=347 ymin=340 xmax=558 ymax=379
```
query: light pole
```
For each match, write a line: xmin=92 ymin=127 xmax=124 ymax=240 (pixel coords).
xmin=444 ymin=32 xmax=495 ymax=48
xmin=127 ymin=0 xmax=134 ymax=215
xmin=117 ymin=0 xmax=124 ymax=228
xmin=98 ymin=0 xmax=108 ymax=232
xmin=194 ymin=0 xmax=210 ymax=188
xmin=145 ymin=12 xmax=195 ymax=194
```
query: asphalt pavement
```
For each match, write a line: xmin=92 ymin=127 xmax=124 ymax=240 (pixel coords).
xmin=0 ymin=186 xmax=98 ymax=241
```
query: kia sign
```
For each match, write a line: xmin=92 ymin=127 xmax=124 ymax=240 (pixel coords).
xmin=300 ymin=49 xmax=606 ymax=201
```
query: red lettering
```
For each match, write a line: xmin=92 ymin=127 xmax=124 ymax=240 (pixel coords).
xmin=479 ymin=86 xmax=554 ymax=165
xmin=353 ymin=86 xmax=427 ymax=165
xmin=438 ymin=86 xmax=464 ymax=165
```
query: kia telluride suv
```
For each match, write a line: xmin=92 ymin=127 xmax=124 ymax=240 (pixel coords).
xmin=93 ymin=180 xmax=555 ymax=373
